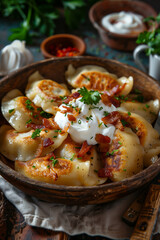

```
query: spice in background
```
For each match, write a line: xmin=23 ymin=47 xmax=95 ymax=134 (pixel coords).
xmin=49 ymin=44 xmax=79 ymax=57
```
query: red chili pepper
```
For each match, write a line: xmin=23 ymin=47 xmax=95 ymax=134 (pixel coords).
xmin=48 ymin=44 xmax=79 ymax=57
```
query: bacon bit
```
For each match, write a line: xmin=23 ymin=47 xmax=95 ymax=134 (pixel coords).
xmin=102 ymin=111 xmax=121 ymax=125
xmin=62 ymin=122 xmax=70 ymax=133
xmin=46 ymin=152 xmax=56 ymax=159
xmin=101 ymin=94 xmax=111 ymax=106
xmin=119 ymin=83 xmax=127 ymax=93
xmin=102 ymin=111 xmax=125 ymax=130
xmin=108 ymin=85 xmax=120 ymax=96
xmin=43 ymin=138 xmax=54 ymax=147
xmin=101 ymin=93 xmax=120 ymax=108
xmin=26 ymin=123 xmax=45 ymax=129
xmin=109 ymin=96 xmax=121 ymax=107
xmin=42 ymin=118 xmax=59 ymax=129
xmin=98 ymin=168 xmax=112 ymax=178
xmin=67 ymin=114 xmax=76 ymax=122
xmin=61 ymin=105 xmax=74 ymax=114
xmin=77 ymin=141 xmax=92 ymax=158
xmin=95 ymin=134 xmax=111 ymax=144
xmin=63 ymin=92 xmax=80 ymax=104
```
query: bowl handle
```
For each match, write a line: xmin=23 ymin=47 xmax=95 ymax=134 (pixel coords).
xmin=133 ymin=45 xmax=149 ymax=73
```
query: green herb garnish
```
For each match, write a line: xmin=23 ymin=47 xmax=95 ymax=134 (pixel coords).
xmin=104 ymin=111 xmax=109 ymax=117
xmin=136 ymin=13 xmax=160 ymax=55
xmin=121 ymin=119 xmax=128 ymax=127
xmin=70 ymin=153 xmax=75 ymax=161
xmin=31 ymin=129 xmax=41 ymax=139
xmin=50 ymin=157 xmax=58 ymax=167
xmin=40 ymin=111 xmax=52 ymax=119
xmin=78 ymin=87 xmax=101 ymax=105
xmin=9 ymin=109 xmax=15 ymax=114
xmin=26 ymin=119 xmax=32 ymax=124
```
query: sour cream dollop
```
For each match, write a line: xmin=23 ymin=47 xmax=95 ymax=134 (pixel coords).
xmin=0 ymin=40 xmax=33 ymax=76
xmin=54 ymin=97 xmax=117 ymax=145
xmin=101 ymin=11 xmax=146 ymax=35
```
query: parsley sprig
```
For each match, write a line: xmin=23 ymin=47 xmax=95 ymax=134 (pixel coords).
xmin=136 ymin=13 xmax=160 ymax=55
xmin=78 ymin=87 xmax=101 ymax=105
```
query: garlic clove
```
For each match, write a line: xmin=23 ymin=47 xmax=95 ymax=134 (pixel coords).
xmin=0 ymin=40 xmax=34 ymax=76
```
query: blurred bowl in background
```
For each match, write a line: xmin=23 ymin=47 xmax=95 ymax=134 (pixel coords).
xmin=40 ymin=34 xmax=86 ymax=59
xmin=89 ymin=0 xmax=157 ymax=51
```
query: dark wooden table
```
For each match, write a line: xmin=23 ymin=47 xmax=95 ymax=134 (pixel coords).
xmin=0 ymin=1 xmax=160 ymax=239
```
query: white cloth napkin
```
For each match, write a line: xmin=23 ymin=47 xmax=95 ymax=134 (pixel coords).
xmin=0 ymin=176 xmax=159 ymax=240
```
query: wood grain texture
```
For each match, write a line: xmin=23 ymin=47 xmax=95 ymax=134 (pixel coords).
xmin=0 ymin=56 xmax=160 ymax=205
xmin=130 ymin=184 xmax=160 ymax=240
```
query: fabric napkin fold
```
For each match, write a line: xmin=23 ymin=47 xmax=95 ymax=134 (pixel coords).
xmin=0 ymin=176 xmax=159 ymax=240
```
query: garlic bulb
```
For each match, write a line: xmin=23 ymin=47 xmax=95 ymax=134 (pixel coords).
xmin=0 ymin=40 xmax=33 ymax=76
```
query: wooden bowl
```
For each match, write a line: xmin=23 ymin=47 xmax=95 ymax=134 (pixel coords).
xmin=89 ymin=0 xmax=157 ymax=51
xmin=40 ymin=34 xmax=86 ymax=59
xmin=0 ymin=56 xmax=160 ymax=205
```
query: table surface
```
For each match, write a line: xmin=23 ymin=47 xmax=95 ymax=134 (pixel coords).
xmin=0 ymin=1 xmax=160 ymax=239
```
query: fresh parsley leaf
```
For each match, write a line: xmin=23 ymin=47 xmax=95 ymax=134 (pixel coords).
xmin=78 ymin=87 xmax=101 ymax=105
xmin=136 ymin=13 xmax=160 ymax=55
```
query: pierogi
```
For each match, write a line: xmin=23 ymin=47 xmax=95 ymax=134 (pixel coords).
xmin=0 ymin=65 xmax=160 ymax=186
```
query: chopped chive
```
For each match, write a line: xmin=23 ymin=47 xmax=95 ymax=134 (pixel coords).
xmin=9 ymin=109 xmax=15 ymax=114
xmin=70 ymin=153 xmax=75 ymax=161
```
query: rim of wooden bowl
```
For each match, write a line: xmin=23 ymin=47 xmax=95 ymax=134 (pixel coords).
xmin=0 ymin=56 xmax=160 ymax=205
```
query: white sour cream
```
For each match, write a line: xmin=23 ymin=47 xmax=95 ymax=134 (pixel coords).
xmin=0 ymin=40 xmax=33 ymax=76
xmin=54 ymin=97 xmax=117 ymax=145
xmin=101 ymin=11 xmax=146 ymax=35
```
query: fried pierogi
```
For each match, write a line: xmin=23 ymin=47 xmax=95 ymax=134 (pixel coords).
xmin=54 ymin=136 xmax=107 ymax=186
xmin=65 ymin=64 xmax=133 ymax=95
xmin=100 ymin=128 xmax=144 ymax=182
xmin=0 ymin=64 xmax=160 ymax=187
xmin=120 ymin=112 xmax=160 ymax=167
xmin=0 ymin=125 xmax=68 ymax=161
xmin=26 ymin=72 xmax=70 ymax=115
xmin=120 ymin=99 xmax=159 ymax=124
xmin=15 ymin=137 xmax=107 ymax=186
xmin=1 ymin=89 xmax=44 ymax=132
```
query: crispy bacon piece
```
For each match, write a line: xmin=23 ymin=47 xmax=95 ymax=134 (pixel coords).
xmin=46 ymin=152 xmax=56 ymax=159
xmin=67 ymin=114 xmax=76 ymax=122
xmin=102 ymin=111 xmax=125 ymax=131
xmin=95 ymin=134 xmax=111 ymax=144
xmin=43 ymin=138 xmax=54 ymax=147
xmin=42 ymin=118 xmax=60 ymax=129
xmin=108 ymin=85 xmax=120 ymax=96
xmin=26 ymin=123 xmax=45 ymax=129
xmin=102 ymin=111 xmax=121 ymax=125
xmin=101 ymin=93 xmax=120 ymax=108
xmin=77 ymin=141 xmax=92 ymax=158
xmin=63 ymin=92 xmax=80 ymax=104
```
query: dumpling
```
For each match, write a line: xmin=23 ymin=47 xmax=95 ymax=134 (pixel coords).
xmin=1 ymin=89 xmax=45 ymax=132
xmin=119 ymin=99 xmax=159 ymax=124
xmin=65 ymin=64 xmax=133 ymax=95
xmin=15 ymin=136 xmax=107 ymax=186
xmin=25 ymin=72 xmax=70 ymax=115
xmin=0 ymin=125 xmax=68 ymax=161
xmin=53 ymin=136 xmax=107 ymax=186
xmin=98 ymin=128 xmax=144 ymax=182
xmin=120 ymin=112 xmax=160 ymax=167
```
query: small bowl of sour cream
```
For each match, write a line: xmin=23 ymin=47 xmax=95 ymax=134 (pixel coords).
xmin=89 ymin=0 xmax=157 ymax=51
